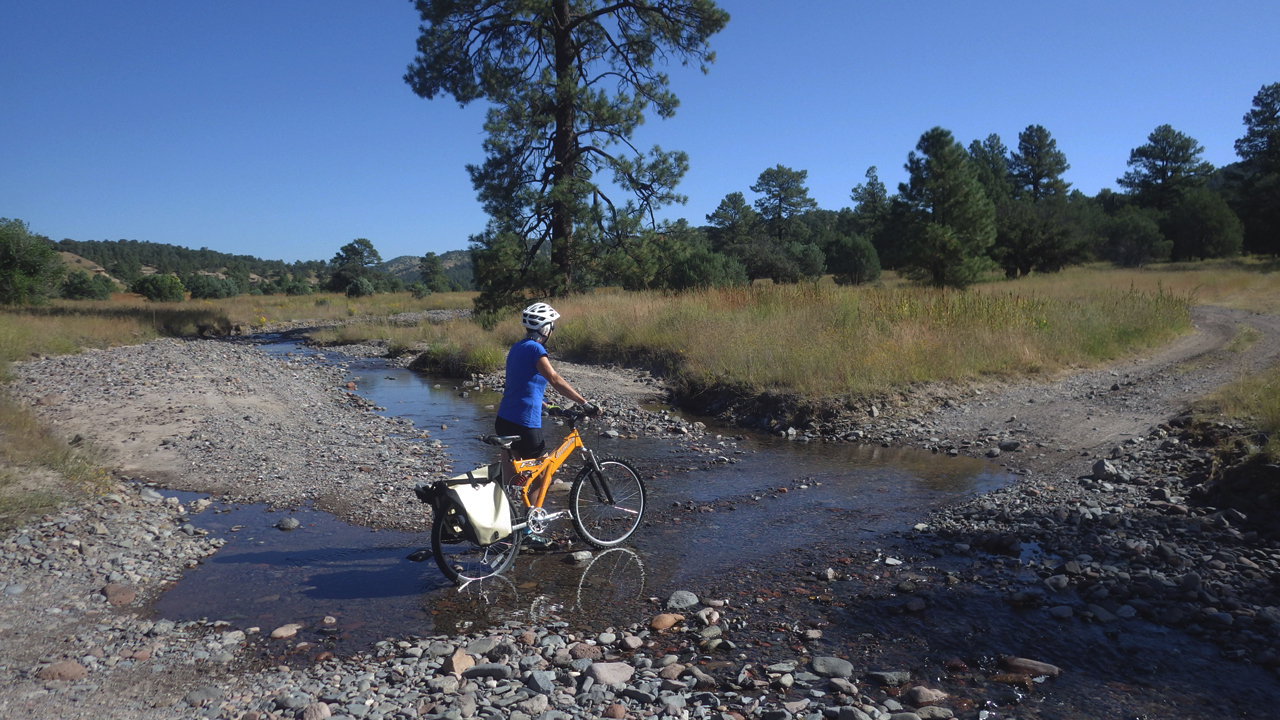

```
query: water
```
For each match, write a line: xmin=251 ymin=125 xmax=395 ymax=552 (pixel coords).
xmin=153 ymin=339 xmax=1010 ymax=656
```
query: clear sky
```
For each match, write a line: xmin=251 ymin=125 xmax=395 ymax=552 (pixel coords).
xmin=3 ymin=1 xmax=1277 ymax=264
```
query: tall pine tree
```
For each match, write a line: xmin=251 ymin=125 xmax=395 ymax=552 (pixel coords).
xmin=897 ymin=127 xmax=997 ymax=288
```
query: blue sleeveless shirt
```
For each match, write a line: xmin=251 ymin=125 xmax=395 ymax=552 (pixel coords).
xmin=497 ymin=338 xmax=549 ymax=428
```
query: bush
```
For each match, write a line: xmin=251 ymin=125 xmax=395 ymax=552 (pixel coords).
xmin=409 ymin=281 xmax=431 ymax=299
xmin=283 ymin=279 xmax=313 ymax=296
xmin=60 ymin=270 xmax=116 ymax=300
xmin=185 ymin=274 xmax=239 ymax=299
xmin=828 ymin=233 xmax=882 ymax=286
xmin=1103 ymin=207 xmax=1171 ymax=267
xmin=0 ymin=218 xmax=65 ymax=305
xmin=131 ymin=274 xmax=186 ymax=302
xmin=346 ymin=277 xmax=375 ymax=298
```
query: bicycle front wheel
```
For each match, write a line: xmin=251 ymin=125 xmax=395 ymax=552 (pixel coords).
xmin=431 ymin=502 xmax=522 ymax=584
xmin=571 ymin=457 xmax=647 ymax=548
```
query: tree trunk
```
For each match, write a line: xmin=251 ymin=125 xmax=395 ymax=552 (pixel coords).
xmin=550 ymin=0 xmax=575 ymax=293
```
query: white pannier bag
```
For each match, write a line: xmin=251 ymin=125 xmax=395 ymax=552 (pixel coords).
xmin=443 ymin=463 xmax=512 ymax=546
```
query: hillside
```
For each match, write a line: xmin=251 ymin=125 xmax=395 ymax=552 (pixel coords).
xmin=379 ymin=250 xmax=473 ymax=289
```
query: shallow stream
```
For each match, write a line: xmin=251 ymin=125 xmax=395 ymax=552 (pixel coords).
xmin=152 ymin=339 xmax=1008 ymax=654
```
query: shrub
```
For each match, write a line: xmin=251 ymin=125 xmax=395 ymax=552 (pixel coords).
xmin=409 ymin=281 xmax=431 ymax=299
xmin=131 ymin=274 xmax=186 ymax=302
xmin=346 ymin=277 xmax=375 ymax=298
xmin=283 ymin=279 xmax=313 ymax=296
xmin=60 ymin=270 xmax=116 ymax=300
xmin=828 ymin=234 xmax=882 ymax=286
xmin=0 ymin=218 xmax=65 ymax=305
xmin=185 ymin=274 xmax=238 ymax=299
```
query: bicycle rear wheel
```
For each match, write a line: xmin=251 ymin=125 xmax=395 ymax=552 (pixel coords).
xmin=570 ymin=457 xmax=646 ymax=548
xmin=431 ymin=498 xmax=523 ymax=584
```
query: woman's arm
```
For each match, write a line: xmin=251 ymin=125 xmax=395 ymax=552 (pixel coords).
xmin=535 ymin=356 xmax=588 ymax=406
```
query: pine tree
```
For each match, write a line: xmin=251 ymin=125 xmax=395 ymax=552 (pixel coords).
xmin=897 ymin=128 xmax=997 ymax=287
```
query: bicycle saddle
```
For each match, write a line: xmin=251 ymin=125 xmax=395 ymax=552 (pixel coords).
xmin=483 ymin=434 xmax=522 ymax=448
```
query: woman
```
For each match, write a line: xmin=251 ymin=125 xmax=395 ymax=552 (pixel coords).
xmin=495 ymin=302 xmax=597 ymax=459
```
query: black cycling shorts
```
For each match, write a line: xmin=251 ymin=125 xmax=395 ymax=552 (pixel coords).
xmin=494 ymin=416 xmax=546 ymax=459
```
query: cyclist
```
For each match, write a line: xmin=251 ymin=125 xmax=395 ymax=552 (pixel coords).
xmin=496 ymin=302 xmax=599 ymax=460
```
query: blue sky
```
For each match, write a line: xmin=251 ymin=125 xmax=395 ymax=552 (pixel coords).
xmin=3 ymin=1 xmax=1277 ymax=263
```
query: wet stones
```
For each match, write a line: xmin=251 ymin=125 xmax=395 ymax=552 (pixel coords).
xmin=811 ymin=656 xmax=854 ymax=678
xmin=667 ymin=589 xmax=699 ymax=611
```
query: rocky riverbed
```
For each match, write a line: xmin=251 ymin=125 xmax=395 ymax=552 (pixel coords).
xmin=3 ymin=304 xmax=1280 ymax=719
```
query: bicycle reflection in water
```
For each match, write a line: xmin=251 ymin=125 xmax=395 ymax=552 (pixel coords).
xmin=426 ymin=548 xmax=647 ymax=634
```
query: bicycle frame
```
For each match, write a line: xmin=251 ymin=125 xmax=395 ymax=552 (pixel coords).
xmin=502 ymin=423 xmax=601 ymax=511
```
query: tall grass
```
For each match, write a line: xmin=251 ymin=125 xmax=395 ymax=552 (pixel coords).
xmin=986 ymin=260 xmax=1280 ymax=314
xmin=214 ymin=290 xmax=475 ymax=330
xmin=1196 ymin=366 xmax=1280 ymax=460
xmin=546 ymin=283 xmax=1193 ymax=397
xmin=0 ymin=394 xmax=111 ymax=530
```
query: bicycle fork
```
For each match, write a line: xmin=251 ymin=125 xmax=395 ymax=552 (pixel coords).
xmin=581 ymin=449 xmax=617 ymax=506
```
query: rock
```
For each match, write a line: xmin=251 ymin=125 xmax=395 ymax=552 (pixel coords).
xmin=569 ymin=642 xmax=602 ymax=660
xmin=1050 ymin=605 xmax=1074 ymax=619
xmin=587 ymin=662 xmax=635 ymax=685
xmin=604 ymin=703 xmax=626 ymax=719
xmin=998 ymin=439 xmax=1021 ymax=452
xmin=651 ymin=613 xmax=684 ymax=630
xmin=1001 ymin=656 xmax=1062 ymax=677
xmin=301 ymin=702 xmax=332 ymax=720
xmin=917 ymin=708 xmax=954 ymax=720
xmin=868 ymin=670 xmax=911 ymax=686
xmin=829 ymin=677 xmax=859 ymax=695
xmin=659 ymin=663 xmax=685 ymax=679
xmin=1087 ymin=604 xmax=1119 ymax=623
xmin=101 ymin=583 xmax=136 ymax=606
xmin=667 ymin=590 xmax=699 ymax=610
xmin=276 ymin=693 xmax=311 ymax=711
xmin=3 ymin=584 xmax=25 ymax=595
xmin=443 ymin=648 xmax=475 ymax=675
xmin=837 ymin=708 xmax=873 ymax=720
xmin=1045 ymin=575 xmax=1069 ymax=591
xmin=37 ymin=660 xmax=87 ymax=681
xmin=903 ymin=686 xmax=948 ymax=706
xmin=138 ymin=487 xmax=165 ymax=504
xmin=462 ymin=662 xmax=515 ymax=679
xmin=517 ymin=695 xmax=549 ymax=715
xmin=811 ymin=656 xmax=854 ymax=678
xmin=1092 ymin=459 xmax=1120 ymax=480
xmin=525 ymin=670 xmax=557 ymax=695
xmin=567 ymin=550 xmax=593 ymax=563
xmin=270 ymin=623 xmax=304 ymax=639
xmin=184 ymin=686 xmax=223 ymax=707
xmin=277 ymin=517 xmax=301 ymax=531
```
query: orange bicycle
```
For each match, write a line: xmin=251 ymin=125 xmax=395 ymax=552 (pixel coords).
xmin=415 ymin=408 xmax=647 ymax=583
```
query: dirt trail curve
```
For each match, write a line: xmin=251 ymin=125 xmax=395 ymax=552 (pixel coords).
xmin=930 ymin=305 xmax=1280 ymax=476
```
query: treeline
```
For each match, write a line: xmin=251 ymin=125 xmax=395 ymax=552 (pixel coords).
xmin=33 ymin=236 xmax=475 ymax=302
xmin=55 ymin=238 xmax=328 ymax=289
xmin=1 ymin=223 xmax=478 ymax=304
xmin=469 ymin=82 xmax=1278 ymax=295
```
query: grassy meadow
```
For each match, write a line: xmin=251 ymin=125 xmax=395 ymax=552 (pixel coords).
xmin=5 ymin=260 xmax=1280 ymax=524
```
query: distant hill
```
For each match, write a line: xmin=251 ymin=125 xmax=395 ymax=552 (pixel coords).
xmin=52 ymin=238 xmax=328 ymax=287
xmin=45 ymin=236 xmax=474 ymax=291
xmin=379 ymin=250 xmax=473 ymax=290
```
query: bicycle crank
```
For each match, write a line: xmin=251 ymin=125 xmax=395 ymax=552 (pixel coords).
xmin=525 ymin=507 xmax=571 ymax=535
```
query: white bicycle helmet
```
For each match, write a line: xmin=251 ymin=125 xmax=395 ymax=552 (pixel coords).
xmin=521 ymin=302 xmax=560 ymax=335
